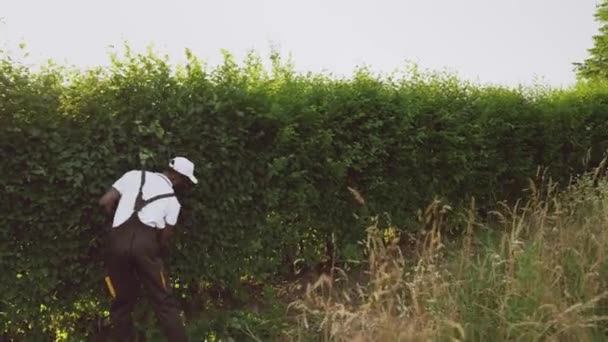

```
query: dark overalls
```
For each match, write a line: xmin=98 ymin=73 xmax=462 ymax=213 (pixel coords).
xmin=104 ymin=171 xmax=187 ymax=342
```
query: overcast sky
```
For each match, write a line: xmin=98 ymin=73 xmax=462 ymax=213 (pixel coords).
xmin=0 ymin=0 xmax=601 ymax=87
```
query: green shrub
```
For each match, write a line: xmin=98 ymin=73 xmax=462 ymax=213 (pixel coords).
xmin=1 ymin=47 xmax=608 ymax=338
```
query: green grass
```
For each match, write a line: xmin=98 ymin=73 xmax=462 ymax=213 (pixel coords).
xmin=288 ymin=170 xmax=608 ymax=341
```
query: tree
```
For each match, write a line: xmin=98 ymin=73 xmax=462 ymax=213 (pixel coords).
xmin=576 ymin=1 xmax=608 ymax=80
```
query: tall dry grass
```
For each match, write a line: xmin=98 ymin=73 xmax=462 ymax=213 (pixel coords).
xmin=289 ymin=168 xmax=608 ymax=341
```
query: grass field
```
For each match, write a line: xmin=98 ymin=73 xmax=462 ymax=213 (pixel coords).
xmin=284 ymin=166 xmax=608 ymax=341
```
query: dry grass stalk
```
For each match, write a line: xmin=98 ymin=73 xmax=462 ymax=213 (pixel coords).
xmin=289 ymin=161 xmax=608 ymax=341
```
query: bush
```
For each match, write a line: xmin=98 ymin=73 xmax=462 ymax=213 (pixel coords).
xmin=2 ymin=47 xmax=608 ymax=338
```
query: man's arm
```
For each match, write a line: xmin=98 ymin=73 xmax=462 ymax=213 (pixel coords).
xmin=99 ymin=187 xmax=120 ymax=216
xmin=99 ymin=170 xmax=134 ymax=216
xmin=160 ymin=201 xmax=181 ymax=255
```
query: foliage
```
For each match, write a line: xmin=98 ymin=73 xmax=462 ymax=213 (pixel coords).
xmin=576 ymin=0 xmax=608 ymax=80
xmin=292 ymin=170 xmax=608 ymax=341
xmin=2 ymin=47 xmax=608 ymax=339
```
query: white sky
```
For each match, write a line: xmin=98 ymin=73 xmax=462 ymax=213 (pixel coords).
xmin=0 ymin=0 xmax=601 ymax=87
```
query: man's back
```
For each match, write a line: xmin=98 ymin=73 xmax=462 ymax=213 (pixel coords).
xmin=111 ymin=170 xmax=181 ymax=229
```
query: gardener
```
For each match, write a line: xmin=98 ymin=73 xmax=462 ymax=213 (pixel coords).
xmin=98 ymin=157 xmax=198 ymax=342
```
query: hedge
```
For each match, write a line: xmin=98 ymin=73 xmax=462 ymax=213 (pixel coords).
xmin=2 ymin=48 xmax=608 ymax=338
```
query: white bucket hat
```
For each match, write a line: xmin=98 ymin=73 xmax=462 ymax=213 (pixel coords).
xmin=169 ymin=157 xmax=198 ymax=184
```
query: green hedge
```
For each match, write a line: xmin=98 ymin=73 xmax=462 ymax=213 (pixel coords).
xmin=2 ymin=49 xmax=608 ymax=338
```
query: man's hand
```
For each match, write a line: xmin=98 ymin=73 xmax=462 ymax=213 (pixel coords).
xmin=99 ymin=187 xmax=120 ymax=216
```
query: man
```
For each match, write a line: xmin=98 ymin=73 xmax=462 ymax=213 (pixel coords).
xmin=98 ymin=156 xmax=197 ymax=342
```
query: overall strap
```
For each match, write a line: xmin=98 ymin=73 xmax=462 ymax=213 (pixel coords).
xmin=141 ymin=193 xmax=176 ymax=206
xmin=132 ymin=170 xmax=176 ymax=212
xmin=133 ymin=170 xmax=147 ymax=212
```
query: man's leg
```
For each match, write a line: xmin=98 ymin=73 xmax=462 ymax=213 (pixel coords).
xmin=135 ymin=254 xmax=188 ymax=342
xmin=105 ymin=255 xmax=140 ymax=342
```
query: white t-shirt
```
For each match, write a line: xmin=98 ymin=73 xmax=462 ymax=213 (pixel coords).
xmin=111 ymin=170 xmax=181 ymax=229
